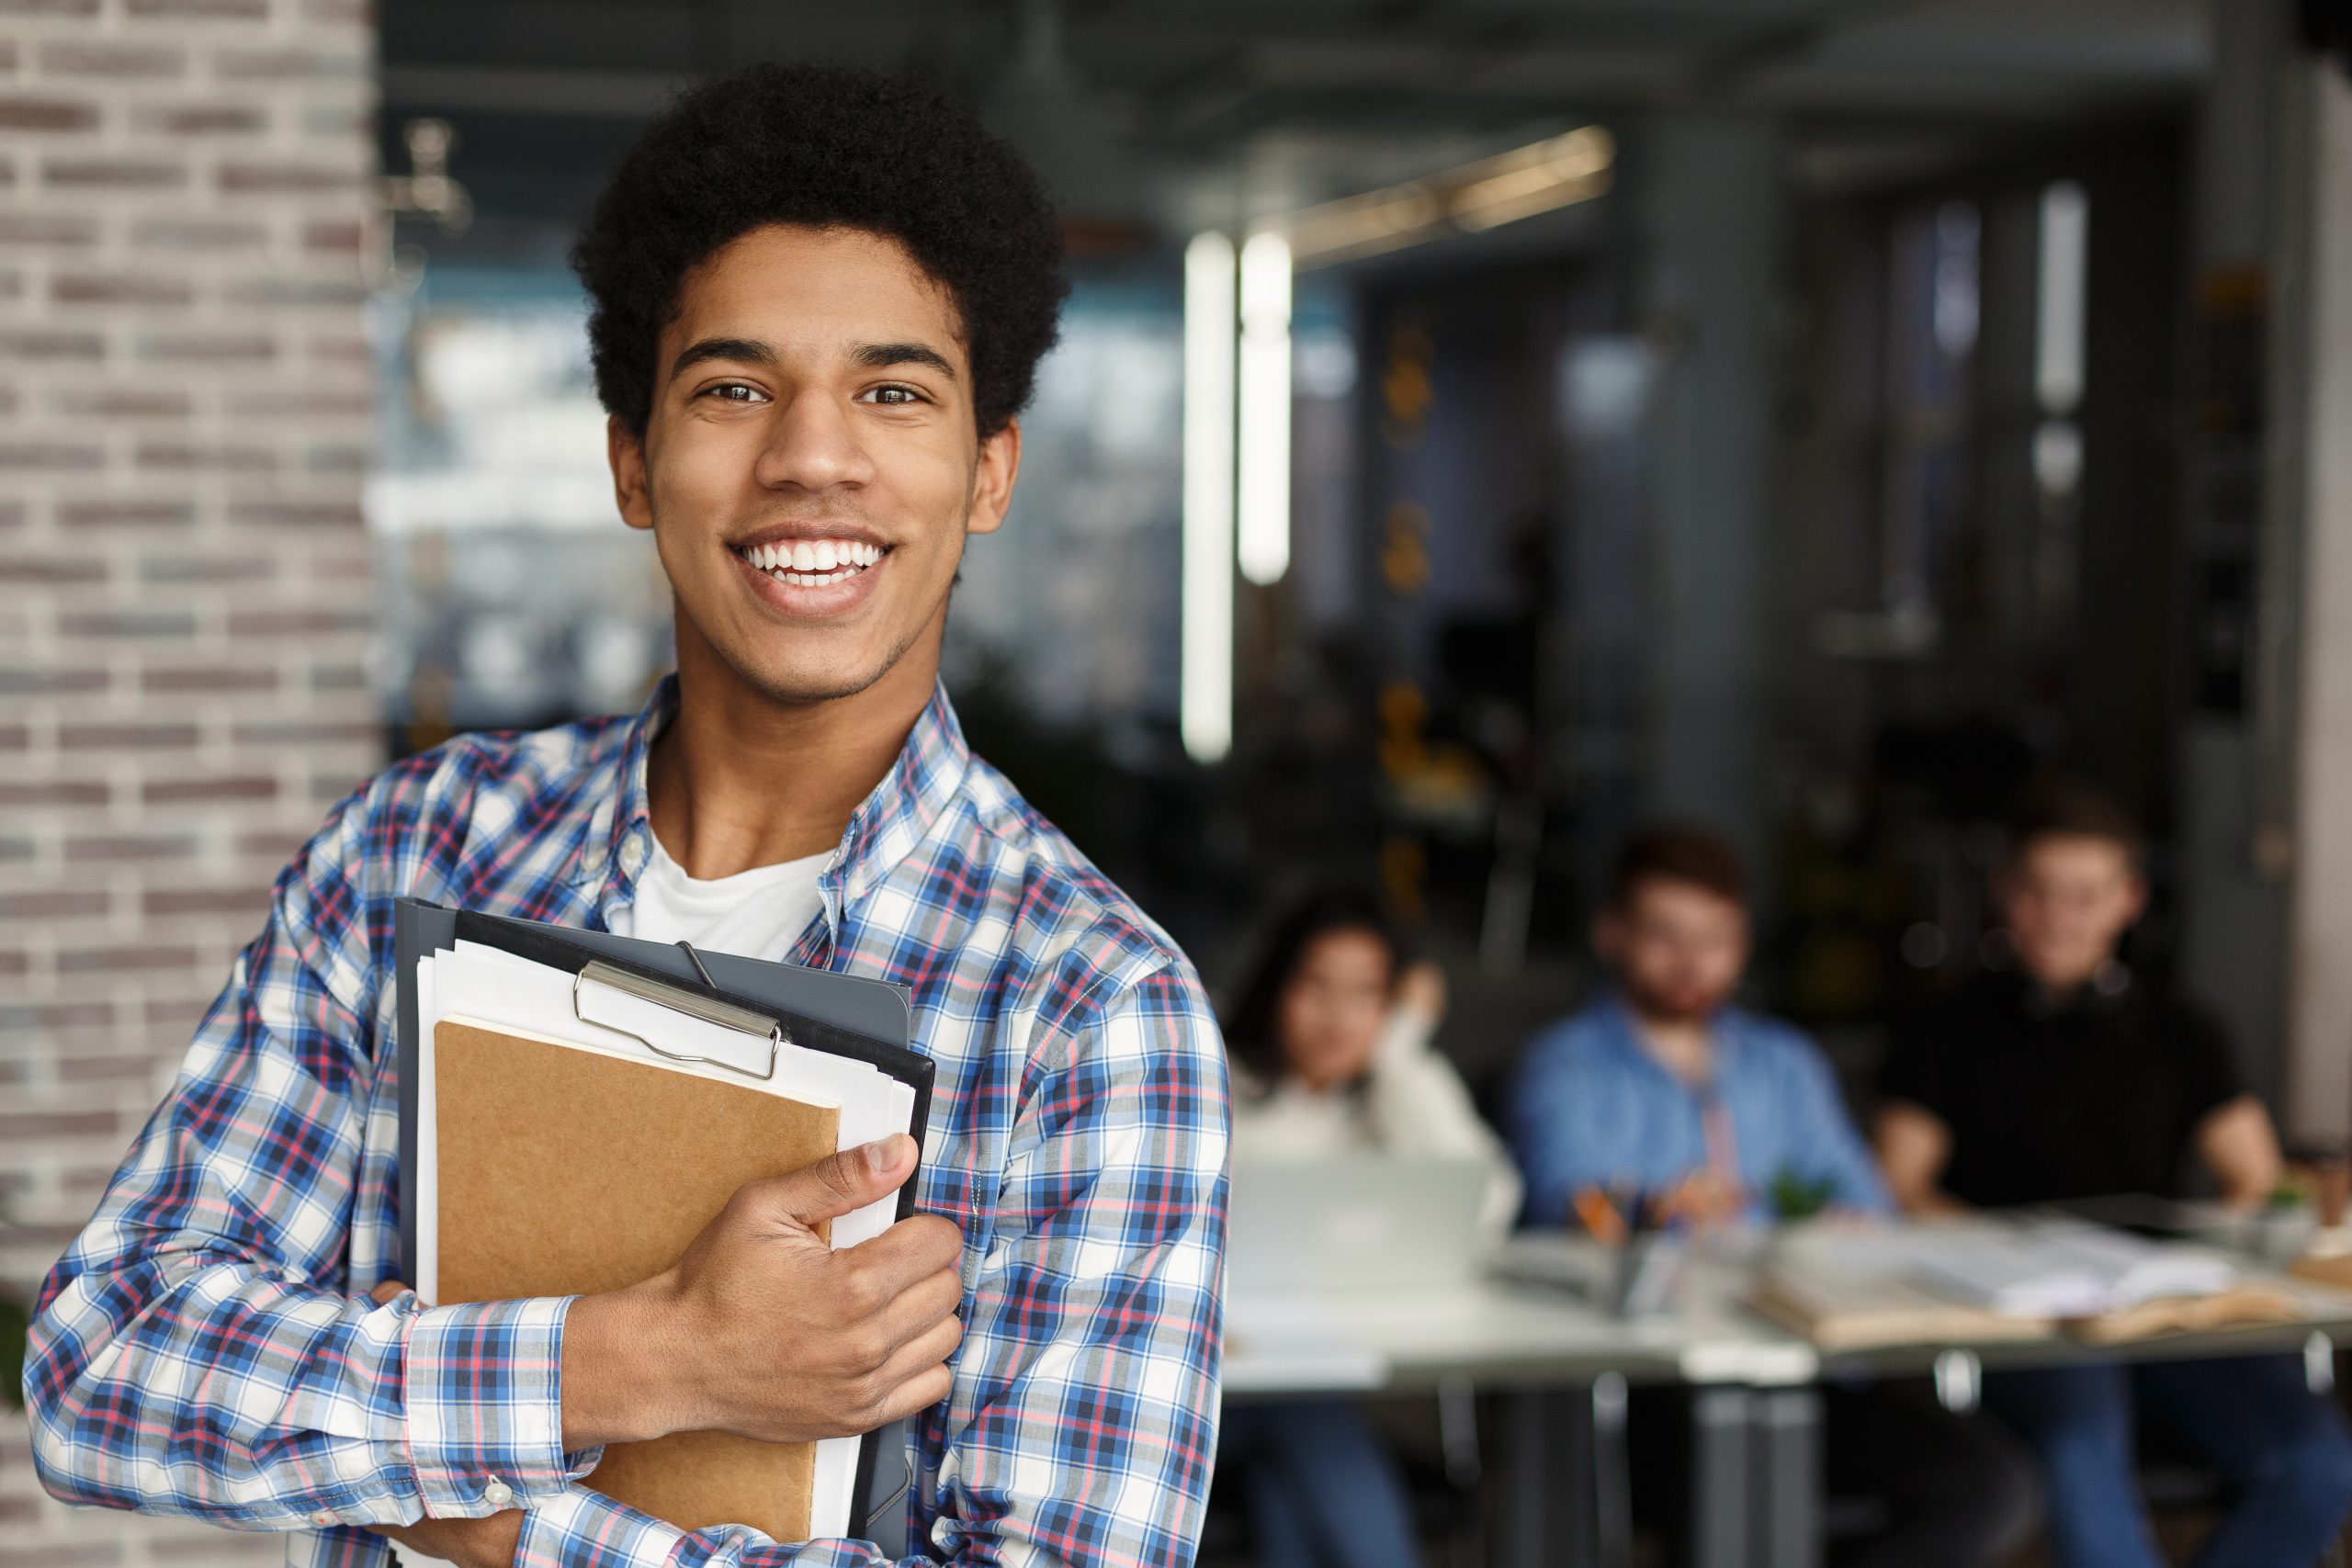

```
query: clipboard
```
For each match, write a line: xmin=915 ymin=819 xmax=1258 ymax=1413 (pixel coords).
xmin=393 ymin=897 xmax=935 ymax=1554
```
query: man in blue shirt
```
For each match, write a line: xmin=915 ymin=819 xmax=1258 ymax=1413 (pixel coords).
xmin=1509 ymin=825 xmax=2037 ymax=1568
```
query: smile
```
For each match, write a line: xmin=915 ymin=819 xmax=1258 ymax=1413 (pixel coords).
xmin=735 ymin=537 xmax=887 ymax=589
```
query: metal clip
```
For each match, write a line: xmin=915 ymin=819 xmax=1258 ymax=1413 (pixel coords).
xmin=571 ymin=958 xmax=784 ymax=1082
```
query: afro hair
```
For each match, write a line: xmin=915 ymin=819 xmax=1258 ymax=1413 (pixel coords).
xmin=571 ymin=63 xmax=1068 ymax=440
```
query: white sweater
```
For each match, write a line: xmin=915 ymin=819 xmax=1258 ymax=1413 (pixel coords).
xmin=1229 ymin=1010 xmax=1523 ymax=1235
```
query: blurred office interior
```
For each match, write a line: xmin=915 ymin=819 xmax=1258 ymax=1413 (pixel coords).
xmin=364 ymin=0 xmax=2348 ymax=1127
xmin=16 ymin=1 xmax=2352 ymax=1565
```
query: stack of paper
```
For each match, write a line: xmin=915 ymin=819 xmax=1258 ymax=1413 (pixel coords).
xmin=1906 ymin=1224 xmax=2238 ymax=1320
xmin=413 ymin=937 xmax=920 ymax=1541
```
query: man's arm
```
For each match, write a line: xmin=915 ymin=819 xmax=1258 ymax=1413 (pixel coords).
xmin=484 ymin=959 xmax=1231 ymax=1568
xmin=1872 ymin=1101 xmax=1968 ymax=1215
xmin=2195 ymin=1094 xmax=2283 ymax=1211
xmin=26 ymin=794 xmax=592 ymax=1538
xmin=28 ymin=788 xmax=966 ymax=1551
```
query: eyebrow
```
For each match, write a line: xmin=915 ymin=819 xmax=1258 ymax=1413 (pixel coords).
xmin=666 ymin=335 xmax=961 ymax=385
xmin=668 ymin=337 xmax=775 ymax=382
xmin=849 ymin=341 xmax=958 ymax=381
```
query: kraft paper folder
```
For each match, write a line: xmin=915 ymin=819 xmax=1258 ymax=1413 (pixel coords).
xmin=394 ymin=897 xmax=934 ymax=1553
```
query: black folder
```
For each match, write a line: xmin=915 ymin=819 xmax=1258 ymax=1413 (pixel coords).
xmin=393 ymin=896 xmax=935 ymax=1553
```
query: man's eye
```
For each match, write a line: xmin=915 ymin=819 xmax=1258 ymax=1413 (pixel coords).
xmin=705 ymin=383 xmax=763 ymax=402
xmin=862 ymin=385 xmax=923 ymax=405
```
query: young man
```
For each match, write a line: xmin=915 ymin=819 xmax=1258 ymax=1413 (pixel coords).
xmin=1509 ymin=826 xmax=2039 ymax=1568
xmin=26 ymin=66 xmax=1228 ymax=1568
xmin=1875 ymin=781 xmax=2352 ymax=1568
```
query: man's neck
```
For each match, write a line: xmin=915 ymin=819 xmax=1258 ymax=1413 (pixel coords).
xmin=1626 ymin=1006 xmax=1716 ymax=1086
xmin=646 ymin=615 xmax=943 ymax=880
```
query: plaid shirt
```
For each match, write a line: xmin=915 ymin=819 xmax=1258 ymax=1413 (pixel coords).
xmin=27 ymin=679 xmax=1229 ymax=1568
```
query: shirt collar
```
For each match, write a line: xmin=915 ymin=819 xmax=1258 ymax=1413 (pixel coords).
xmin=1597 ymin=990 xmax=1748 ymax=1080
xmin=573 ymin=674 xmax=973 ymax=941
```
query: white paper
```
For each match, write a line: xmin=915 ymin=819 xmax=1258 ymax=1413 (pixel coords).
xmin=413 ymin=940 xmax=918 ymax=1540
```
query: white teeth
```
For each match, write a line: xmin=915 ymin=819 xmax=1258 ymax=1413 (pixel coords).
xmin=741 ymin=539 xmax=885 ymax=585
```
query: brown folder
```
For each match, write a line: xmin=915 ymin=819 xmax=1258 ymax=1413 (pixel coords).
xmin=434 ymin=1018 xmax=841 ymax=1540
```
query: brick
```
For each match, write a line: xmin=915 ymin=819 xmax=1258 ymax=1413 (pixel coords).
xmin=59 ymin=499 xmax=195 ymax=527
xmin=142 ymin=666 xmax=276 ymax=693
xmin=141 ymin=886 xmax=267 ymax=918
xmin=0 ymin=1111 xmax=117 ymax=1139
xmin=51 ymin=273 xmax=195 ymax=307
xmin=0 ymin=724 xmax=28 ymax=748
xmin=229 ymin=499 xmax=362 ymax=527
xmin=137 ymin=441 xmax=276 ymax=472
xmin=0 ymin=780 xmax=107 ymax=806
xmin=0 ymin=329 xmax=102 ymax=359
xmin=0 ymin=555 xmax=105 ymax=582
xmin=0 ymin=96 xmax=96 ymax=130
xmin=142 ymin=775 xmax=277 ymax=803
xmin=139 ymin=552 xmax=274 ymax=582
xmin=60 ymin=722 xmax=198 ymax=749
xmin=226 ymin=276 xmax=368 ymax=308
xmin=0 ymin=213 xmax=96 ymax=245
xmin=0 ymin=0 xmax=101 ymax=14
xmin=303 ymin=219 xmax=363 ymax=253
xmin=55 ymin=942 xmax=200 ymax=975
xmin=0 ymin=666 xmax=105 ymax=694
xmin=128 ymin=216 xmax=266 ymax=250
xmin=42 ymin=158 xmax=187 ymax=191
xmin=230 ymin=609 xmax=370 ymax=636
xmin=232 ymin=718 xmax=374 ymax=744
xmin=64 ymin=832 xmax=197 ymax=862
xmin=0 ymin=441 xmax=102 ymax=470
xmin=39 ymin=39 xmax=186 ymax=76
xmin=51 ymin=388 xmax=193 ymax=418
xmin=136 ymin=333 xmax=274 ymax=364
xmin=216 ymin=49 xmax=370 ymax=80
xmin=128 ymin=0 xmax=269 ymax=15
xmin=141 ymin=103 xmax=266 ymax=134
xmin=60 ymin=609 xmax=194 ymax=637
xmin=219 ymin=162 xmax=362 ymax=194
xmin=0 ymin=891 xmax=106 ymax=919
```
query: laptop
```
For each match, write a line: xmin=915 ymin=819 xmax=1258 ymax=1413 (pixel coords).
xmin=1227 ymin=1155 xmax=1495 ymax=1292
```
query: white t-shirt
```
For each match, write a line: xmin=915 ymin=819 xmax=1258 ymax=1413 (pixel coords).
xmin=609 ymin=834 xmax=830 ymax=962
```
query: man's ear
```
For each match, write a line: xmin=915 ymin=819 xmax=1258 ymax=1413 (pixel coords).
xmin=965 ymin=416 xmax=1023 ymax=537
xmin=608 ymin=415 xmax=654 ymax=532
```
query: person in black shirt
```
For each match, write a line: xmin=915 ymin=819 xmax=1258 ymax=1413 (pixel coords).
xmin=1874 ymin=781 xmax=2352 ymax=1568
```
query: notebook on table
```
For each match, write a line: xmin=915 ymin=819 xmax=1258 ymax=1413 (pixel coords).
xmin=394 ymin=897 xmax=933 ymax=1552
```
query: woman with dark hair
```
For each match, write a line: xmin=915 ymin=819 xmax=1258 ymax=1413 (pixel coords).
xmin=1226 ymin=890 xmax=1519 ymax=1228
xmin=1218 ymin=891 xmax=1519 ymax=1568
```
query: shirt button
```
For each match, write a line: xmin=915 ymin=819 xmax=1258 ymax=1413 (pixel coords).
xmin=619 ymin=836 xmax=647 ymax=875
xmin=312 ymin=1511 xmax=336 ymax=1526
xmin=483 ymin=1478 xmax=514 ymax=1509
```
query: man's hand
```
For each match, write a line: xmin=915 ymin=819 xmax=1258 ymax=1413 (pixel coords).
xmin=374 ymin=1512 xmax=523 ymax=1568
xmin=563 ymin=1133 xmax=965 ymax=1448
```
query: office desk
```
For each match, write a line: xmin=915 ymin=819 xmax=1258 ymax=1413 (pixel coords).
xmin=1225 ymin=1235 xmax=2352 ymax=1568
xmin=1225 ymin=1255 xmax=1819 ymax=1568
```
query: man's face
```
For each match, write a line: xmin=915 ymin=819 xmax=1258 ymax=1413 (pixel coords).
xmin=1597 ymin=877 xmax=1749 ymax=1022
xmin=607 ymin=223 xmax=1020 ymax=705
xmin=2003 ymin=834 xmax=2144 ymax=991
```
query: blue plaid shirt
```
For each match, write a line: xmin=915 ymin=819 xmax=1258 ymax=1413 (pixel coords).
xmin=26 ymin=679 xmax=1230 ymax=1568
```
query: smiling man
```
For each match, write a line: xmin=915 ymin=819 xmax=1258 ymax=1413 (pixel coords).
xmin=26 ymin=65 xmax=1228 ymax=1568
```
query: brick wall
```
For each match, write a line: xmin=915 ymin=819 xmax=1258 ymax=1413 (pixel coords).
xmin=0 ymin=0 xmax=379 ymax=1562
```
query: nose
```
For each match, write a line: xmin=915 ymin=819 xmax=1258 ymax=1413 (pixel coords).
xmin=752 ymin=386 xmax=876 ymax=495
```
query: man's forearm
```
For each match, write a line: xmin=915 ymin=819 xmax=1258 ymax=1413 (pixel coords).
xmin=560 ymin=1277 xmax=697 ymax=1448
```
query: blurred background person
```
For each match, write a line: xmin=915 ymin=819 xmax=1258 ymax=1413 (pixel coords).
xmin=1218 ymin=888 xmax=1517 ymax=1568
xmin=1875 ymin=782 xmax=2352 ymax=1568
xmin=1510 ymin=824 xmax=2040 ymax=1568
xmin=1509 ymin=826 xmax=1885 ymax=1231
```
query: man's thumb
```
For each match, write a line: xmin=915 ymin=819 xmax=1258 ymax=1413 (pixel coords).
xmin=773 ymin=1134 xmax=917 ymax=1225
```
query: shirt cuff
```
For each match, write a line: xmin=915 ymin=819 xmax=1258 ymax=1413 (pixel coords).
xmin=401 ymin=1295 xmax=587 ymax=1517
xmin=515 ymin=1488 xmax=688 ymax=1568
